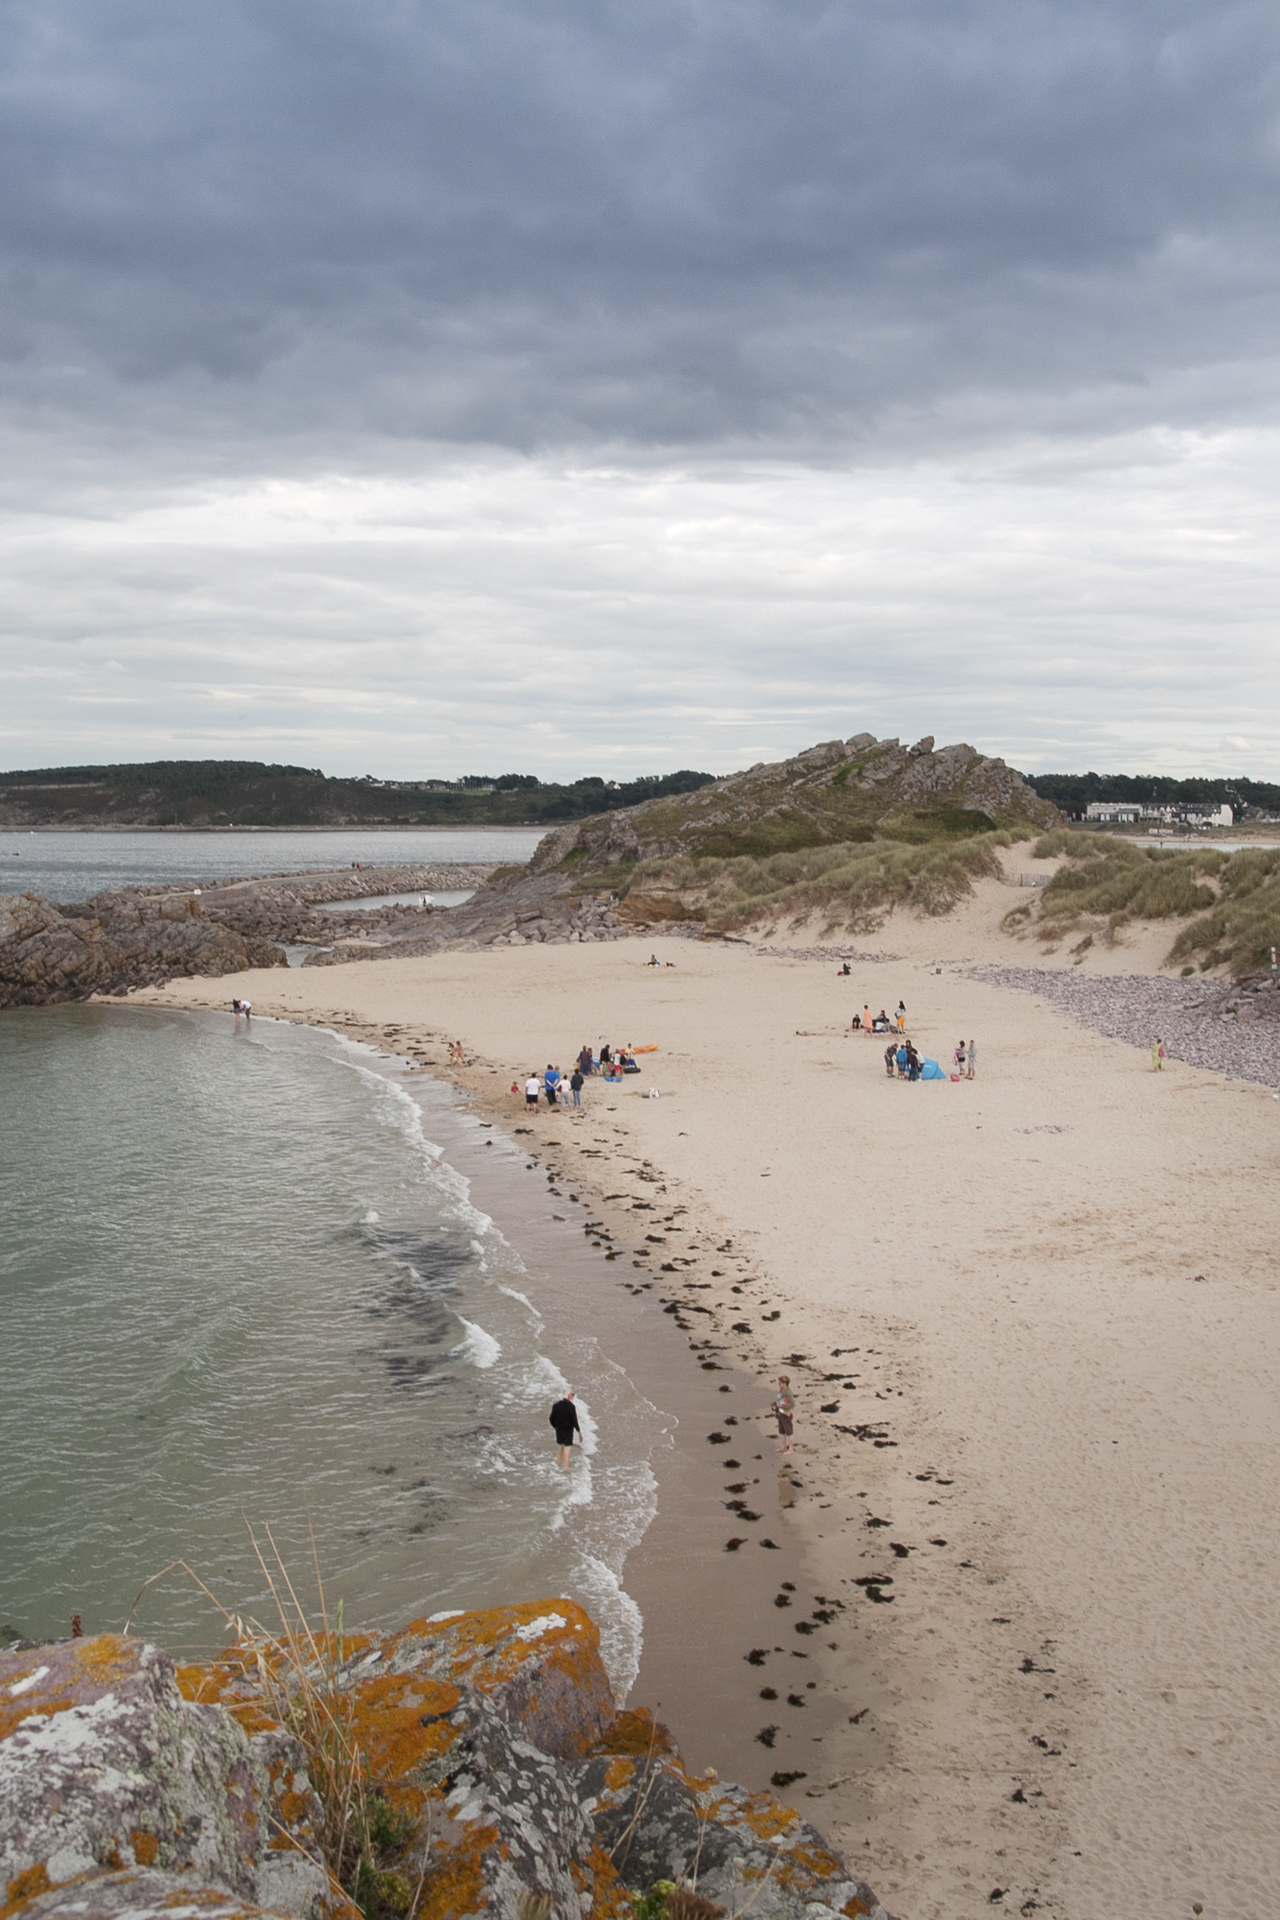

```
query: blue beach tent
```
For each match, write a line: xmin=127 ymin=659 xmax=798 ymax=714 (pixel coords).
xmin=919 ymin=1059 xmax=946 ymax=1080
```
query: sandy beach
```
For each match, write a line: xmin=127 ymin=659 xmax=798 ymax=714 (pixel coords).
xmin=132 ymin=867 xmax=1280 ymax=1920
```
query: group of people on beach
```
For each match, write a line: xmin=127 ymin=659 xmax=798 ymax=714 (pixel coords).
xmin=518 ymin=1041 xmax=643 ymax=1112
xmin=850 ymin=998 xmax=908 ymax=1034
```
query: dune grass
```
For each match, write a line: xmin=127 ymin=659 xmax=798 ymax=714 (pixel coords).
xmin=1012 ymin=833 xmax=1280 ymax=974
xmin=632 ymin=827 xmax=1032 ymax=933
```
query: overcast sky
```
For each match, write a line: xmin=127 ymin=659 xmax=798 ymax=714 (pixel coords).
xmin=2 ymin=0 xmax=1277 ymax=781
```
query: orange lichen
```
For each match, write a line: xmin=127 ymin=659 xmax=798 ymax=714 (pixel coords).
xmin=130 ymin=1832 xmax=159 ymax=1868
xmin=4 ymin=1865 xmax=51 ymax=1912
xmin=773 ymin=1840 xmax=847 ymax=1885
xmin=412 ymin=1827 xmax=499 ymax=1920
xmin=602 ymin=1756 xmax=636 ymax=1795
xmin=349 ymin=1672 xmax=462 ymax=1793
xmin=570 ymin=1838 xmax=632 ymax=1920
xmin=720 ymin=1790 xmax=802 ymax=1844
xmin=841 ymin=1900 xmax=874 ymax=1918
xmin=590 ymin=1708 xmax=677 ymax=1759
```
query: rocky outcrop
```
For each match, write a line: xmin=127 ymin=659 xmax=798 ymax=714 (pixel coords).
xmin=0 ymin=866 xmax=505 ymax=1006
xmin=0 ymin=1635 xmax=336 ymax=1920
xmin=3 ymin=1605 xmax=892 ymax=1920
xmin=0 ymin=893 xmax=286 ymax=1010
xmin=399 ymin=731 xmax=1057 ymax=951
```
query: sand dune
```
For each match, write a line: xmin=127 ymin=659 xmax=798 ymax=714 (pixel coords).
xmin=133 ymin=880 xmax=1280 ymax=1920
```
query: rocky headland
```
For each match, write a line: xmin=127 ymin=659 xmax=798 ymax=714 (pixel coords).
xmin=0 ymin=1603 xmax=891 ymax=1920
xmin=0 ymin=866 xmax=495 ymax=1009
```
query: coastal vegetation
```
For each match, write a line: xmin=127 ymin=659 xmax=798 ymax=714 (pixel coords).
xmin=623 ymin=829 xmax=1029 ymax=934
xmin=1004 ymin=833 xmax=1280 ymax=974
xmin=0 ymin=761 xmax=714 ymax=830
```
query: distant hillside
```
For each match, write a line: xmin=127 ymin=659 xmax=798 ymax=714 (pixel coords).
xmin=0 ymin=760 xmax=714 ymax=829
xmin=1032 ymin=772 xmax=1280 ymax=819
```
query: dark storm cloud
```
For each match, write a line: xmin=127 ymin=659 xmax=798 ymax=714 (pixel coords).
xmin=2 ymin=0 xmax=1278 ymax=457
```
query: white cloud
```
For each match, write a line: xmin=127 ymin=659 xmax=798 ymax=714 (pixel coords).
xmin=1 ymin=427 xmax=1276 ymax=779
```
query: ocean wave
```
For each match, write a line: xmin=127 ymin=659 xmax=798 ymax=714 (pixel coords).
xmin=573 ymin=1553 xmax=644 ymax=1701
xmin=452 ymin=1315 xmax=501 ymax=1369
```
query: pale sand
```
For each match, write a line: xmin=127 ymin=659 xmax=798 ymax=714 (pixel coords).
xmin=133 ymin=867 xmax=1280 ymax=1920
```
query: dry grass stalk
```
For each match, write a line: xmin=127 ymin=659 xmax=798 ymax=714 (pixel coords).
xmin=122 ymin=1518 xmax=412 ymax=1917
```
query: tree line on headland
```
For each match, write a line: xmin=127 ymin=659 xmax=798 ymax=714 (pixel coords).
xmin=0 ymin=760 xmax=715 ymax=828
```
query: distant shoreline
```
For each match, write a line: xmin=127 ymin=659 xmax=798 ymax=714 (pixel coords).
xmin=0 ymin=822 xmax=546 ymax=835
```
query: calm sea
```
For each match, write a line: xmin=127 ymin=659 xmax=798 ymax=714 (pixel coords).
xmin=0 ymin=1005 xmax=663 ymax=1692
xmin=0 ymin=829 xmax=547 ymax=904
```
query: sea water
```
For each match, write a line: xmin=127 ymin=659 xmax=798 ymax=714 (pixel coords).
xmin=0 ymin=828 xmax=547 ymax=904
xmin=0 ymin=1005 xmax=662 ymax=1693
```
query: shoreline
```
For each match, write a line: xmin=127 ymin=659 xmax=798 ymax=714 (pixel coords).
xmin=117 ymin=921 xmax=1280 ymax=1920
xmin=75 ymin=995 xmax=856 ymax=1801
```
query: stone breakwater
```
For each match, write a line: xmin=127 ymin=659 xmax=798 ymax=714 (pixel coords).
xmin=969 ymin=965 xmax=1280 ymax=1088
xmin=0 ymin=1602 xmax=891 ymax=1920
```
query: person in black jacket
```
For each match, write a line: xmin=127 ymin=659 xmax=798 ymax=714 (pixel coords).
xmin=550 ymin=1389 xmax=580 ymax=1469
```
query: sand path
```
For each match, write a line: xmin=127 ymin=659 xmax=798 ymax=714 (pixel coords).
xmin=136 ymin=890 xmax=1280 ymax=1920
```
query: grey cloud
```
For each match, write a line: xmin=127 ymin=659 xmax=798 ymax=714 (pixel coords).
xmin=1 ymin=0 xmax=1278 ymax=460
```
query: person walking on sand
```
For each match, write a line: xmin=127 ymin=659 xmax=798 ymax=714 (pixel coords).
xmin=896 ymin=1000 xmax=907 ymax=1032
xmin=772 ymin=1376 xmax=796 ymax=1456
xmin=967 ymin=1038 xmax=976 ymax=1080
xmin=570 ymin=1066 xmax=584 ymax=1107
xmin=550 ymin=1388 xmax=581 ymax=1469
xmin=862 ymin=1004 xmax=873 ymax=1033
xmin=1152 ymin=1037 xmax=1165 ymax=1072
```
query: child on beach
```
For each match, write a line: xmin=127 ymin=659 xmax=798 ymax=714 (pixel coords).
xmin=1152 ymin=1037 xmax=1165 ymax=1072
xmin=772 ymin=1376 xmax=795 ymax=1456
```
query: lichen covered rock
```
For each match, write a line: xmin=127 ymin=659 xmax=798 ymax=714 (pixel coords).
xmin=575 ymin=1749 xmax=892 ymax=1920
xmin=3 ymin=1613 xmax=890 ymax=1920
xmin=0 ymin=1637 xmax=264 ymax=1906
xmin=11 ymin=1868 xmax=282 ymax=1920
xmin=0 ymin=1637 xmax=331 ymax=1920
xmin=368 ymin=1602 xmax=614 ymax=1763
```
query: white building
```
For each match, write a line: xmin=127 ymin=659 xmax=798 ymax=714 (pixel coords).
xmin=1085 ymin=802 xmax=1143 ymax=823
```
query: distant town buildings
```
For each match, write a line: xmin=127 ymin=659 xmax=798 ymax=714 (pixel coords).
xmin=1084 ymin=801 xmax=1233 ymax=828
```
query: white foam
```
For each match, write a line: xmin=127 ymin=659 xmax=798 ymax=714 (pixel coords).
xmin=453 ymin=1316 xmax=501 ymax=1369
xmin=573 ymin=1556 xmax=644 ymax=1700
xmin=497 ymin=1284 xmax=543 ymax=1330
xmin=426 ymin=1609 xmax=465 ymax=1624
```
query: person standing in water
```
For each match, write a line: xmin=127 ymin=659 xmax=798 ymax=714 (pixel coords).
xmin=772 ymin=1376 xmax=796 ymax=1456
xmin=550 ymin=1388 xmax=581 ymax=1469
